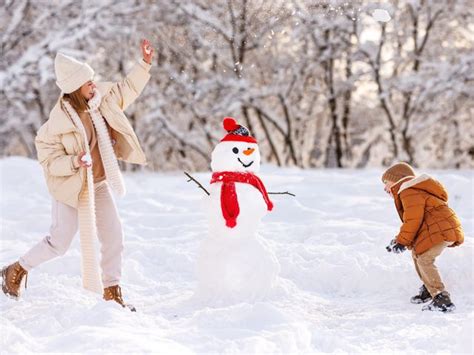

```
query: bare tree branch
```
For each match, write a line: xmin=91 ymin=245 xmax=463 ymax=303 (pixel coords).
xmin=184 ymin=172 xmax=210 ymax=196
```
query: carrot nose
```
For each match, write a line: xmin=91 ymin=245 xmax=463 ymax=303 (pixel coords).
xmin=243 ymin=148 xmax=255 ymax=156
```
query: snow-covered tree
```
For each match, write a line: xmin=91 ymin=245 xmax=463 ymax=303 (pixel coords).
xmin=1 ymin=0 xmax=472 ymax=170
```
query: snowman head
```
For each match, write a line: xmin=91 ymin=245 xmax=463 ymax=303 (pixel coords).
xmin=211 ymin=117 xmax=261 ymax=173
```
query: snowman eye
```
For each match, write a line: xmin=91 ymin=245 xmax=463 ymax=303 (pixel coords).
xmin=232 ymin=147 xmax=239 ymax=154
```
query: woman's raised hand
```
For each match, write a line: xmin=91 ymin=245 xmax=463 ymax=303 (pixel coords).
xmin=141 ymin=39 xmax=154 ymax=65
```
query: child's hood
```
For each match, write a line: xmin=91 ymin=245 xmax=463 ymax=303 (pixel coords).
xmin=398 ymin=174 xmax=448 ymax=202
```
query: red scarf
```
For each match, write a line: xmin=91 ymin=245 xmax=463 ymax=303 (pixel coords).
xmin=210 ymin=171 xmax=273 ymax=228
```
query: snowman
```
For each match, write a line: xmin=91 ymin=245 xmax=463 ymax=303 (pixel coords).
xmin=195 ymin=117 xmax=280 ymax=305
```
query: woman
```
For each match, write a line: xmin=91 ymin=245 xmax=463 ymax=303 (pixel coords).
xmin=1 ymin=39 xmax=154 ymax=312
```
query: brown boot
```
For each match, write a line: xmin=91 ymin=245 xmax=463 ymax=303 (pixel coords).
xmin=103 ymin=285 xmax=136 ymax=312
xmin=1 ymin=261 xmax=28 ymax=299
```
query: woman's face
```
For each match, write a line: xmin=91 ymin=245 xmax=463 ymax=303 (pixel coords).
xmin=80 ymin=81 xmax=96 ymax=100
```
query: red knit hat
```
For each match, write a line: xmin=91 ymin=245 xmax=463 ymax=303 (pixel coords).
xmin=220 ymin=117 xmax=257 ymax=144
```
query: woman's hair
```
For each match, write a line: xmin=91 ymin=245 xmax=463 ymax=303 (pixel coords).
xmin=63 ymin=87 xmax=89 ymax=113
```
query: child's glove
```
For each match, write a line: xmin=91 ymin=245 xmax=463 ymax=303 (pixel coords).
xmin=392 ymin=243 xmax=406 ymax=254
xmin=386 ymin=238 xmax=406 ymax=254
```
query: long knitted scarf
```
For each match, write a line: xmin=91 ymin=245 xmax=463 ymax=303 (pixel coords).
xmin=86 ymin=90 xmax=126 ymax=198
xmin=210 ymin=171 xmax=273 ymax=228
xmin=62 ymin=89 xmax=125 ymax=293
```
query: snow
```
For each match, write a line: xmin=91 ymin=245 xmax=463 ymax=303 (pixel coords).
xmin=372 ymin=9 xmax=392 ymax=23
xmin=80 ymin=153 xmax=92 ymax=165
xmin=1 ymin=157 xmax=473 ymax=354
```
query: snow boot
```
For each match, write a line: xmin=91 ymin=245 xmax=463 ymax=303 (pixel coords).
xmin=422 ymin=291 xmax=455 ymax=312
xmin=410 ymin=285 xmax=432 ymax=304
xmin=1 ymin=261 xmax=28 ymax=299
xmin=103 ymin=285 xmax=136 ymax=312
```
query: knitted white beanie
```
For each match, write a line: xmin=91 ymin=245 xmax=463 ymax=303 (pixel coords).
xmin=54 ymin=53 xmax=94 ymax=94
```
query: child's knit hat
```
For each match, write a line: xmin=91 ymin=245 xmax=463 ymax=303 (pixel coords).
xmin=382 ymin=162 xmax=416 ymax=183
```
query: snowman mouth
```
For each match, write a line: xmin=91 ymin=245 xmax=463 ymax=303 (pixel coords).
xmin=238 ymin=158 xmax=254 ymax=168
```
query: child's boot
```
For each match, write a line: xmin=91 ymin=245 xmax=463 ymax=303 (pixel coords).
xmin=410 ymin=284 xmax=431 ymax=304
xmin=422 ymin=291 xmax=455 ymax=312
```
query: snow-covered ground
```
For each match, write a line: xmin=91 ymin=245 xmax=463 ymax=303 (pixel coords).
xmin=1 ymin=157 xmax=473 ymax=354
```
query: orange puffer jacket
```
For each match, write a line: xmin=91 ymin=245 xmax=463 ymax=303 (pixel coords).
xmin=391 ymin=174 xmax=464 ymax=255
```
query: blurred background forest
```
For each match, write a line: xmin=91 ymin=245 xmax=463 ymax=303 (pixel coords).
xmin=1 ymin=0 xmax=473 ymax=171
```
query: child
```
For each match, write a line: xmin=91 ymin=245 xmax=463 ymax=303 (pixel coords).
xmin=382 ymin=162 xmax=464 ymax=312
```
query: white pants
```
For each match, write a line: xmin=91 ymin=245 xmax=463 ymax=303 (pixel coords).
xmin=19 ymin=181 xmax=124 ymax=288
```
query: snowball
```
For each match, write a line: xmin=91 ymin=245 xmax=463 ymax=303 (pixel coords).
xmin=81 ymin=153 xmax=92 ymax=164
xmin=372 ymin=9 xmax=391 ymax=22
xmin=210 ymin=141 xmax=261 ymax=173
xmin=195 ymin=230 xmax=280 ymax=305
xmin=195 ymin=176 xmax=279 ymax=304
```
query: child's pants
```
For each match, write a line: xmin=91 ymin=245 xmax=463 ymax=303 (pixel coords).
xmin=412 ymin=241 xmax=452 ymax=297
xmin=19 ymin=181 xmax=124 ymax=288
